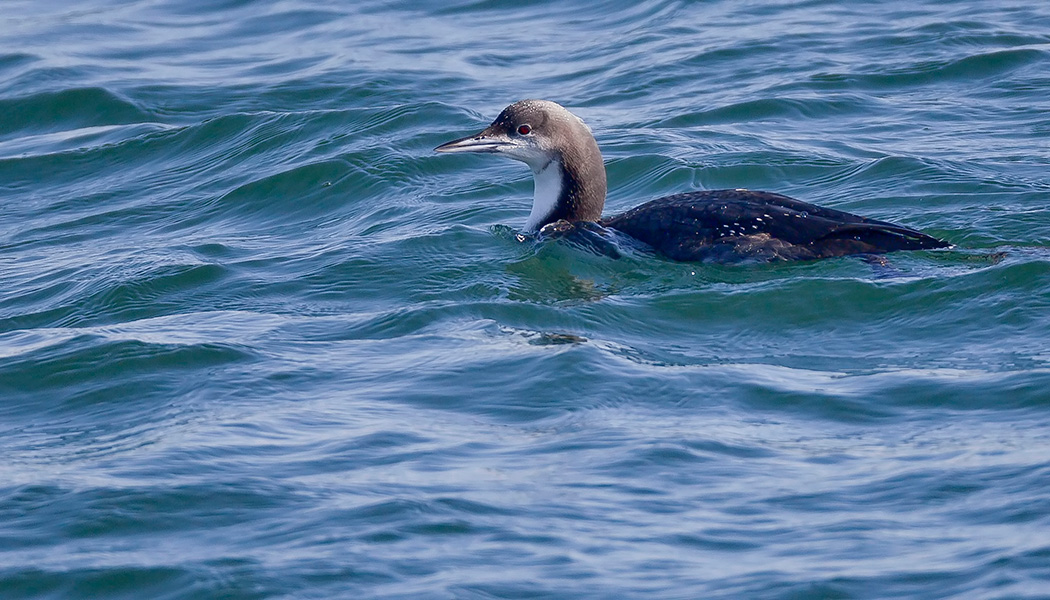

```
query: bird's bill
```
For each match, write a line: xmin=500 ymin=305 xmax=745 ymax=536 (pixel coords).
xmin=434 ymin=127 xmax=514 ymax=154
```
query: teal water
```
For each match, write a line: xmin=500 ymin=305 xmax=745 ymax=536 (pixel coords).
xmin=2 ymin=1 xmax=1050 ymax=598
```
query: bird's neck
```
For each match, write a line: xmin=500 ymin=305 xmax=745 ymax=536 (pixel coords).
xmin=524 ymin=151 xmax=607 ymax=232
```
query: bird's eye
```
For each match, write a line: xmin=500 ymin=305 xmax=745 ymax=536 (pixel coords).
xmin=517 ymin=124 xmax=531 ymax=135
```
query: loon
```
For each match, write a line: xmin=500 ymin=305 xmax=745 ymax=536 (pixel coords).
xmin=435 ymin=99 xmax=950 ymax=262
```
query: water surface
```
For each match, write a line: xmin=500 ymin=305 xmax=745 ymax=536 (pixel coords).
xmin=2 ymin=1 xmax=1049 ymax=598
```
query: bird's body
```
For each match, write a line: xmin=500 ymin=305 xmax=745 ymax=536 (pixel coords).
xmin=601 ymin=189 xmax=946 ymax=262
xmin=435 ymin=100 xmax=949 ymax=262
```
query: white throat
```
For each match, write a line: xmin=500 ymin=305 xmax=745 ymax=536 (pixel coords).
xmin=523 ymin=159 xmax=563 ymax=232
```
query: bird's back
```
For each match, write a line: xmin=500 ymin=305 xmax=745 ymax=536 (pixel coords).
xmin=600 ymin=190 xmax=950 ymax=262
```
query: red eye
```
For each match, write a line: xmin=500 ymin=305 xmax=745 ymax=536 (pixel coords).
xmin=517 ymin=124 xmax=531 ymax=135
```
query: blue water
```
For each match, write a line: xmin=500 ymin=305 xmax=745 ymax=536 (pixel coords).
xmin=2 ymin=1 xmax=1050 ymax=598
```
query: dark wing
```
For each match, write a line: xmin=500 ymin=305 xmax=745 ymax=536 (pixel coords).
xmin=600 ymin=190 xmax=949 ymax=262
